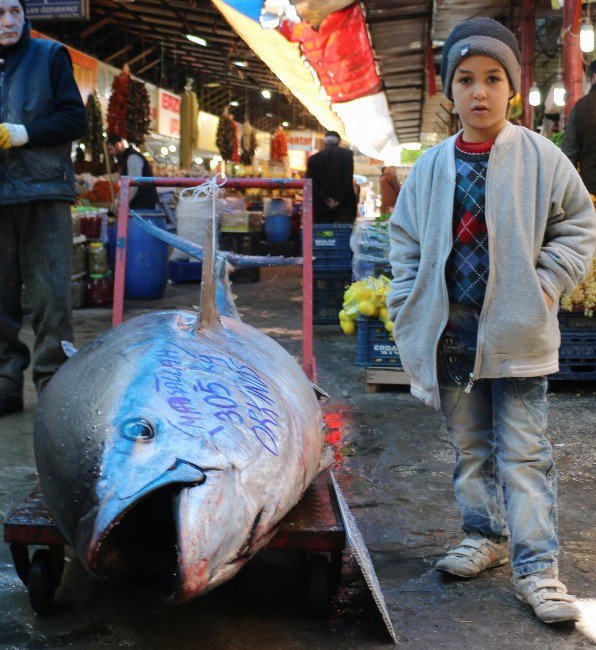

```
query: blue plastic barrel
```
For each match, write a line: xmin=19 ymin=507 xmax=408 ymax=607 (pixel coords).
xmin=125 ymin=210 xmax=168 ymax=299
xmin=264 ymin=214 xmax=292 ymax=243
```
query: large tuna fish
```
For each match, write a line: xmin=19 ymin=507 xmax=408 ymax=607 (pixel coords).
xmin=34 ymin=210 xmax=327 ymax=603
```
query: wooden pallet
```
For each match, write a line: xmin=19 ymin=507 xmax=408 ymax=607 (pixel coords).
xmin=365 ymin=367 xmax=410 ymax=393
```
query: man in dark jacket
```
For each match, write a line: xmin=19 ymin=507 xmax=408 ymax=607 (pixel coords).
xmin=306 ymin=130 xmax=357 ymax=223
xmin=562 ymin=60 xmax=596 ymax=195
xmin=0 ymin=0 xmax=87 ymax=415
xmin=106 ymin=134 xmax=158 ymax=210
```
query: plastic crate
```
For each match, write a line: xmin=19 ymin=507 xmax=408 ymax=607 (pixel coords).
xmin=352 ymin=259 xmax=392 ymax=280
xmin=552 ymin=328 xmax=596 ymax=381
xmin=313 ymin=271 xmax=351 ymax=324
xmin=219 ymin=230 xmax=261 ymax=256
xmin=168 ymin=261 xmax=202 ymax=284
xmin=355 ymin=316 xmax=402 ymax=368
xmin=558 ymin=311 xmax=593 ymax=330
xmin=310 ymin=224 xmax=353 ymax=272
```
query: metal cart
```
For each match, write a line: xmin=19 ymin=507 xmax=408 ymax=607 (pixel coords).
xmin=3 ymin=176 xmax=346 ymax=616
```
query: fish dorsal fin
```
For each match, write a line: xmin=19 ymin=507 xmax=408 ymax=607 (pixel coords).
xmin=197 ymin=216 xmax=220 ymax=331
xmin=177 ymin=176 xmax=227 ymax=333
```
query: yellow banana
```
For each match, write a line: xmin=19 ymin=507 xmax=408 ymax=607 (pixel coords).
xmin=0 ymin=124 xmax=12 ymax=149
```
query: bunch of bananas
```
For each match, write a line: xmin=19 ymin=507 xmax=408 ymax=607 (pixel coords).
xmin=338 ymin=276 xmax=394 ymax=335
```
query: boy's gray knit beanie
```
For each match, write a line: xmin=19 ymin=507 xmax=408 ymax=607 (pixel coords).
xmin=441 ymin=17 xmax=521 ymax=101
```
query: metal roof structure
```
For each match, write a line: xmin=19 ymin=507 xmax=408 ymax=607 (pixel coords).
xmin=36 ymin=0 xmax=581 ymax=148
xmin=35 ymin=0 xmax=322 ymax=133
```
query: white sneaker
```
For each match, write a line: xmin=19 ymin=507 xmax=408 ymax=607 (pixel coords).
xmin=514 ymin=572 xmax=581 ymax=624
xmin=435 ymin=535 xmax=508 ymax=578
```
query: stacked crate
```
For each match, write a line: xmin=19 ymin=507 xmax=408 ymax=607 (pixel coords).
xmin=219 ymin=231 xmax=261 ymax=283
xmin=552 ymin=312 xmax=596 ymax=381
xmin=312 ymin=224 xmax=353 ymax=324
xmin=355 ymin=316 xmax=402 ymax=368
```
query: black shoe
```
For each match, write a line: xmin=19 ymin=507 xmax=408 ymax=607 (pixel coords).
xmin=0 ymin=394 xmax=24 ymax=416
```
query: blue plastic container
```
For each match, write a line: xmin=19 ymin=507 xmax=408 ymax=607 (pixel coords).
xmin=265 ymin=214 xmax=292 ymax=243
xmin=125 ymin=210 xmax=168 ymax=300
xmin=107 ymin=224 xmax=117 ymax=269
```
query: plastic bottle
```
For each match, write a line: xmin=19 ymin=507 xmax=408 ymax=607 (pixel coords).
xmin=87 ymin=242 xmax=108 ymax=276
xmin=87 ymin=274 xmax=111 ymax=307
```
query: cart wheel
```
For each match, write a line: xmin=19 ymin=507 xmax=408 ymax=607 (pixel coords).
xmin=28 ymin=549 xmax=56 ymax=616
xmin=48 ymin=544 xmax=65 ymax=590
xmin=330 ymin=551 xmax=343 ymax=590
xmin=306 ymin=554 xmax=331 ymax=616
xmin=10 ymin=544 xmax=30 ymax=586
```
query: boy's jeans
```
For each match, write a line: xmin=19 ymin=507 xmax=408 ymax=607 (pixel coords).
xmin=438 ymin=303 xmax=558 ymax=578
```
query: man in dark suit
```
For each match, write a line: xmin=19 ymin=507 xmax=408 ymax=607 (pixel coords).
xmin=306 ymin=131 xmax=357 ymax=223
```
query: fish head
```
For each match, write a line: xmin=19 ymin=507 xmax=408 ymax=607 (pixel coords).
xmin=35 ymin=314 xmax=281 ymax=602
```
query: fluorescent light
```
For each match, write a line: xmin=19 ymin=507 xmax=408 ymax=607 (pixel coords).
xmin=233 ymin=60 xmax=247 ymax=68
xmin=529 ymin=85 xmax=541 ymax=106
xmin=230 ymin=100 xmax=239 ymax=107
xmin=266 ymin=112 xmax=273 ymax=117
xmin=580 ymin=19 xmax=594 ymax=53
xmin=553 ymin=85 xmax=566 ymax=107
xmin=282 ymin=121 xmax=289 ymax=127
xmin=553 ymin=71 xmax=566 ymax=107
xmin=186 ymin=34 xmax=207 ymax=47
xmin=261 ymin=89 xmax=272 ymax=99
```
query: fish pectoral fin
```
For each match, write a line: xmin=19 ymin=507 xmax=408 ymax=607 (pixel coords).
xmin=61 ymin=341 xmax=78 ymax=358
xmin=311 ymin=381 xmax=330 ymax=402
xmin=167 ymin=459 xmax=208 ymax=485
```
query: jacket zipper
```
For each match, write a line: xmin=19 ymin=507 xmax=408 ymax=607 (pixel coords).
xmin=465 ymin=141 xmax=498 ymax=394
xmin=433 ymin=169 xmax=456 ymax=408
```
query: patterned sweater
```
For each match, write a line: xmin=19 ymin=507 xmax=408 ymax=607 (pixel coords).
xmin=446 ymin=134 xmax=495 ymax=308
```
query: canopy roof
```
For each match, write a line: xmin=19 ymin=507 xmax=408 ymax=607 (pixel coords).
xmin=38 ymin=0 xmax=568 ymax=154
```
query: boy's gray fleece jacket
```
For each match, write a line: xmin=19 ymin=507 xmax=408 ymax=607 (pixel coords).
xmin=387 ymin=122 xmax=596 ymax=411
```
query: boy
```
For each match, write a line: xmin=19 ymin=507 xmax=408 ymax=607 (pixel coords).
xmin=387 ymin=17 xmax=595 ymax=625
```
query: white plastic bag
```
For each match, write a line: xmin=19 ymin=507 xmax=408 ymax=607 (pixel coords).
xmin=170 ymin=194 xmax=226 ymax=261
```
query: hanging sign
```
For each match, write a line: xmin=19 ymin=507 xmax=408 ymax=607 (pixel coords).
xmin=27 ymin=0 xmax=90 ymax=20
xmin=157 ymin=90 xmax=181 ymax=138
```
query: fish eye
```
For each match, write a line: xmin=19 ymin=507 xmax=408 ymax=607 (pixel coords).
xmin=121 ymin=419 xmax=155 ymax=442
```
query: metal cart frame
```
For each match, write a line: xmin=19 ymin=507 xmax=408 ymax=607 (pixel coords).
xmin=3 ymin=176 xmax=348 ymax=616
xmin=113 ymin=176 xmax=317 ymax=382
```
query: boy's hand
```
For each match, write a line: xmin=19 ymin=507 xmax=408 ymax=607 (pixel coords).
xmin=542 ymin=290 xmax=554 ymax=310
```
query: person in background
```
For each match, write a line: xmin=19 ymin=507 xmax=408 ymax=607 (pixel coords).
xmin=388 ymin=17 xmax=595 ymax=625
xmin=0 ymin=0 xmax=87 ymax=416
xmin=306 ymin=130 xmax=357 ymax=224
xmin=106 ymin=134 xmax=158 ymax=210
xmin=379 ymin=165 xmax=400 ymax=215
xmin=562 ymin=59 xmax=596 ymax=196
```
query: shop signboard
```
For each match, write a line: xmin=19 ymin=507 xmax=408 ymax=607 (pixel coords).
xmin=145 ymin=82 xmax=159 ymax=133
xmin=27 ymin=0 xmax=90 ymax=20
xmin=287 ymin=130 xmax=315 ymax=152
xmin=157 ymin=90 xmax=181 ymax=138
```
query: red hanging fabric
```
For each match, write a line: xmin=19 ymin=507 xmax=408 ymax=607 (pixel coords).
xmin=286 ymin=4 xmax=381 ymax=103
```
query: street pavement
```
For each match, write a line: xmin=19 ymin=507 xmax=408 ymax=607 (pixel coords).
xmin=0 ymin=266 xmax=594 ymax=649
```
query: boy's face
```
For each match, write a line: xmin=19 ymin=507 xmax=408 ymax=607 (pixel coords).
xmin=451 ymin=55 xmax=512 ymax=142
xmin=0 ymin=0 xmax=25 ymax=46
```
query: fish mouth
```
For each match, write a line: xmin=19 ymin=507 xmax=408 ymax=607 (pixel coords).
xmin=92 ymin=481 xmax=200 ymax=601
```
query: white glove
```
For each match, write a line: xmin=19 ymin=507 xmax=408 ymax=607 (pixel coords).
xmin=0 ymin=123 xmax=29 ymax=149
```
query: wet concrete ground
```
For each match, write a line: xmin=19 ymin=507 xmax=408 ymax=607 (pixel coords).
xmin=0 ymin=266 xmax=594 ymax=649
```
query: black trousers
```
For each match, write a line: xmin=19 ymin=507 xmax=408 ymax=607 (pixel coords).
xmin=0 ymin=201 xmax=73 ymax=396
